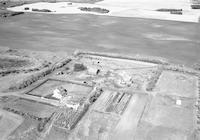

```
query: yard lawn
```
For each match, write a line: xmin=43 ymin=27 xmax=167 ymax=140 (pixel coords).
xmin=28 ymin=79 xmax=92 ymax=97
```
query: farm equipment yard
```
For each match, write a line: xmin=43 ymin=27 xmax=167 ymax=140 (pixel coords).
xmin=0 ymin=49 xmax=199 ymax=140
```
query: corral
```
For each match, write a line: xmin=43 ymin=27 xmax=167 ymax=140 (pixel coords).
xmin=26 ymin=79 xmax=93 ymax=99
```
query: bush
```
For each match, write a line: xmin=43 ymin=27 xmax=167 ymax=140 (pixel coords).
xmin=9 ymin=59 xmax=71 ymax=90
xmin=0 ymin=11 xmax=24 ymax=18
xmin=89 ymin=88 xmax=103 ymax=104
xmin=32 ymin=8 xmax=51 ymax=12
xmin=191 ymin=4 xmax=200 ymax=9
xmin=37 ymin=118 xmax=49 ymax=132
xmin=156 ymin=9 xmax=182 ymax=12
xmin=9 ymin=12 xmax=24 ymax=17
xmin=24 ymin=7 xmax=29 ymax=10
xmin=170 ymin=11 xmax=182 ymax=15
xmin=79 ymin=7 xmax=109 ymax=14
xmin=146 ymin=69 xmax=163 ymax=91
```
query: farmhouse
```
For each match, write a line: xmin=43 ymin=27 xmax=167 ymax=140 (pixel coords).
xmin=52 ymin=86 xmax=68 ymax=99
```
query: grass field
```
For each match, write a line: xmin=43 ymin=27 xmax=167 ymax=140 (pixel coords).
xmin=70 ymin=110 xmax=119 ymax=140
xmin=110 ymin=93 xmax=150 ymax=140
xmin=135 ymin=95 xmax=197 ymax=140
xmin=0 ymin=57 xmax=29 ymax=70
xmin=44 ymin=125 xmax=69 ymax=140
xmin=4 ymin=98 xmax=57 ymax=118
xmin=0 ymin=109 xmax=24 ymax=140
xmin=8 ymin=118 xmax=40 ymax=140
xmin=154 ymin=71 xmax=198 ymax=98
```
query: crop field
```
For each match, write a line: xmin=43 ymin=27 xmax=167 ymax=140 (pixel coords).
xmin=0 ymin=13 xmax=199 ymax=67
xmin=154 ymin=71 xmax=198 ymax=98
xmin=54 ymin=105 xmax=89 ymax=130
xmin=26 ymin=79 xmax=92 ymax=97
xmin=3 ymin=98 xmax=57 ymax=118
xmin=94 ymin=91 xmax=132 ymax=115
xmin=70 ymin=110 xmax=119 ymax=140
xmin=0 ymin=109 xmax=24 ymax=140
xmin=134 ymin=95 xmax=197 ymax=140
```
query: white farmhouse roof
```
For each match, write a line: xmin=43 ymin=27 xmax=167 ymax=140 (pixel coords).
xmin=52 ymin=88 xmax=62 ymax=99
xmin=176 ymin=99 xmax=182 ymax=105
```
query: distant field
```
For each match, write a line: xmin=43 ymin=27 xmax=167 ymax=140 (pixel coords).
xmin=0 ymin=13 xmax=199 ymax=67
